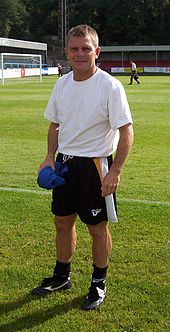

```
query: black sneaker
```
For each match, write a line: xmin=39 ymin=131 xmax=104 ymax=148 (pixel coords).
xmin=31 ymin=275 xmax=71 ymax=295
xmin=82 ymin=280 xmax=106 ymax=310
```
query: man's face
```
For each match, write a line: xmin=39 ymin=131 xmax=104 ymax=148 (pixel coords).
xmin=65 ymin=35 xmax=100 ymax=80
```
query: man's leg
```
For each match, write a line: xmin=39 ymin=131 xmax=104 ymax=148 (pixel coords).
xmin=128 ymin=73 xmax=133 ymax=85
xmin=87 ymin=221 xmax=112 ymax=268
xmin=82 ymin=221 xmax=112 ymax=310
xmin=54 ymin=214 xmax=77 ymax=263
xmin=134 ymin=75 xmax=140 ymax=84
xmin=31 ymin=214 xmax=77 ymax=295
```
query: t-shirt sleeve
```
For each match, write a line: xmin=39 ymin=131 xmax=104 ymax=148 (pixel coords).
xmin=108 ymin=80 xmax=133 ymax=130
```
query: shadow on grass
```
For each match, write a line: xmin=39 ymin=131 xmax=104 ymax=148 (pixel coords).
xmin=0 ymin=292 xmax=85 ymax=331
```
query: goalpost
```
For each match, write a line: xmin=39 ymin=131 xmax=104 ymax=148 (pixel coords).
xmin=0 ymin=53 xmax=42 ymax=85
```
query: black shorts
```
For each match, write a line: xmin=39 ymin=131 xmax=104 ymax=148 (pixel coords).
xmin=52 ymin=153 xmax=118 ymax=225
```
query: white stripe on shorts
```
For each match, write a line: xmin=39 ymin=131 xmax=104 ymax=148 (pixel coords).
xmin=100 ymin=157 xmax=118 ymax=223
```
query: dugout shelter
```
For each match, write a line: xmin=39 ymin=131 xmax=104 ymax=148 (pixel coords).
xmin=0 ymin=37 xmax=47 ymax=64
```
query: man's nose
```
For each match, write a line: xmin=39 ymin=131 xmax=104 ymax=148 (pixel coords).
xmin=76 ymin=48 xmax=84 ymax=56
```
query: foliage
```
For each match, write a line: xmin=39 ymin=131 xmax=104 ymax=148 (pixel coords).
xmin=0 ymin=0 xmax=28 ymax=38
xmin=0 ymin=0 xmax=170 ymax=46
xmin=22 ymin=0 xmax=59 ymax=42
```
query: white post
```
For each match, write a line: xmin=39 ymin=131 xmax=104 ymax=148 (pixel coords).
xmin=40 ymin=55 xmax=42 ymax=82
xmin=2 ymin=53 xmax=4 ymax=85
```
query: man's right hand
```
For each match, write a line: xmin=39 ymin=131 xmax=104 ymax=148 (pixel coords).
xmin=38 ymin=155 xmax=56 ymax=173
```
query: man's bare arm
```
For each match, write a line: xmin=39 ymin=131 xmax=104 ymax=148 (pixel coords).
xmin=39 ymin=122 xmax=59 ymax=171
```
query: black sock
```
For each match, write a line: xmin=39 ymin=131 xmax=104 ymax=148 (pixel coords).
xmin=92 ymin=263 xmax=108 ymax=283
xmin=53 ymin=260 xmax=71 ymax=279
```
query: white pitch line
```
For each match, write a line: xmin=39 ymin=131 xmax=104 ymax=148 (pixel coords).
xmin=0 ymin=186 xmax=170 ymax=206
xmin=0 ymin=186 xmax=50 ymax=195
xmin=118 ymin=197 xmax=170 ymax=206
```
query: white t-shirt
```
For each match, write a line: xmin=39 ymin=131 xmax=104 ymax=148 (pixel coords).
xmin=131 ymin=62 xmax=137 ymax=71
xmin=44 ymin=68 xmax=132 ymax=157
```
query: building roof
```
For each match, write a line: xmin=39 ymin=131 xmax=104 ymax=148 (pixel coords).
xmin=0 ymin=37 xmax=47 ymax=51
xmin=100 ymin=45 xmax=170 ymax=52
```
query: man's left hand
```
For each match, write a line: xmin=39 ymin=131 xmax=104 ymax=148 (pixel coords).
xmin=101 ymin=172 xmax=120 ymax=197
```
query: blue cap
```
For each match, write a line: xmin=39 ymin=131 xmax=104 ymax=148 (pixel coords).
xmin=37 ymin=165 xmax=65 ymax=190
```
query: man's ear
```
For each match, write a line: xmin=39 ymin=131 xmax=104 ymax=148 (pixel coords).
xmin=95 ymin=47 xmax=101 ymax=59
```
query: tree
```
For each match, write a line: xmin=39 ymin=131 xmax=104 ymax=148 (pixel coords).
xmin=23 ymin=0 xmax=59 ymax=42
xmin=161 ymin=1 xmax=170 ymax=44
xmin=0 ymin=0 xmax=169 ymax=47
xmin=0 ymin=0 xmax=28 ymax=38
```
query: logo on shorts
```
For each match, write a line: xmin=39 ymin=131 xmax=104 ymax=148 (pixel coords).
xmin=91 ymin=209 xmax=101 ymax=216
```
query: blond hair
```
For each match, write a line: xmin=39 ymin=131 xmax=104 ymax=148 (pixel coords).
xmin=66 ymin=24 xmax=99 ymax=48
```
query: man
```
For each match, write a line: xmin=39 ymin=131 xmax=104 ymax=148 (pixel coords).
xmin=129 ymin=60 xmax=140 ymax=85
xmin=31 ymin=24 xmax=134 ymax=311
xmin=57 ymin=63 xmax=62 ymax=77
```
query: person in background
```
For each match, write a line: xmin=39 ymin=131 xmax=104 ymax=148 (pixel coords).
xmin=129 ymin=60 xmax=140 ymax=85
xmin=31 ymin=24 xmax=134 ymax=311
xmin=57 ymin=63 xmax=62 ymax=76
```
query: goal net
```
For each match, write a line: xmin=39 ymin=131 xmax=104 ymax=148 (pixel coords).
xmin=0 ymin=53 xmax=42 ymax=85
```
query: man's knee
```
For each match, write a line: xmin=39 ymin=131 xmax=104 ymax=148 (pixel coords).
xmin=54 ymin=214 xmax=76 ymax=232
xmin=87 ymin=221 xmax=108 ymax=239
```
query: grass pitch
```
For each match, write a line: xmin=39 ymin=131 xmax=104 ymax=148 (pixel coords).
xmin=0 ymin=75 xmax=169 ymax=332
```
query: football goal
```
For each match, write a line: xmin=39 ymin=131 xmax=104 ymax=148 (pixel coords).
xmin=0 ymin=53 xmax=42 ymax=85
